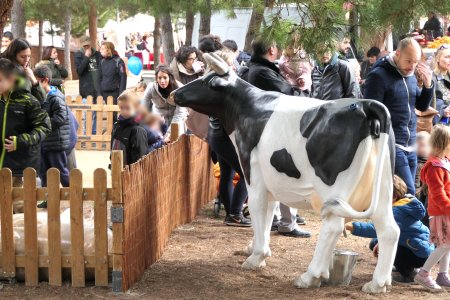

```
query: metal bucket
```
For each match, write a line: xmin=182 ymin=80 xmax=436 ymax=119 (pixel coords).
xmin=328 ymin=249 xmax=359 ymax=286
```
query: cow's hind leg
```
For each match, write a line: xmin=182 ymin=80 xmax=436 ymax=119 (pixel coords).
xmin=363 ymin=190 xmax=399 ymax=291
xmin=362 ymin=157 xmax=399 ymax=293
xmin=242 ymin=167 xmax=271 ymax=270
xmin=295 ymin=214 xmax=343 ymax=288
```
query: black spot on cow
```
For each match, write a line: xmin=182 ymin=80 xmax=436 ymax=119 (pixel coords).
xmin=300 ymin=99 xmax=390 ymax=186
xmin=270 ymin=149 xmax=301 ymax=179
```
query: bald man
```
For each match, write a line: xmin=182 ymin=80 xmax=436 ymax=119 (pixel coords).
xmin=365 ymin=37 xmax=434 ymax=195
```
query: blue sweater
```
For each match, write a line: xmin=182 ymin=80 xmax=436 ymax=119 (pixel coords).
xmin=364 ymin=55 xmax=434 ymax=148
xmin=145 ymin=122 xmax=168 ymax=153
xmin=352 ymin=197 xmax=434 ymax=258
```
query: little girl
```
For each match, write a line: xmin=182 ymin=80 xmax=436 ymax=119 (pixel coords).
xmin=415 ymin=124 xmax=450 ymax=291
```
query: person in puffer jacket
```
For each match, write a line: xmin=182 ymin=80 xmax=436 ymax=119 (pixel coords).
xmin=99 ymin=42 xmax=127 ymax=124
xmin=346 ymin=175 xmax=434 ymax=284
xmin=0 ymin=59 xmax=51 ymax=177
xmin=365 ymin=37 xmax=434 ymax=195
xmin=34 ymin=65 xmax=71 ymax=188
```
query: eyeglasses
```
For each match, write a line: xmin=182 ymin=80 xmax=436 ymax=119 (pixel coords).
xmin=186 ymin=57 xmax=198 ymax=62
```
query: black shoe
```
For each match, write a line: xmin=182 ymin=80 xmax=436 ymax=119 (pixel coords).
xmin=392 ymin=273 xmax=416 ymax=285
xmin=278 ymin=228 xmax=311 ymax=238
xmin=225 ymin=214 xmax=252 ymax=227
xmin=37 ymin=201 xmax=47 ymax=209
xmin=296 ymin=215 xmax=306 ymax=225
xmin=271 ymin=222 xmax=279 ymax=232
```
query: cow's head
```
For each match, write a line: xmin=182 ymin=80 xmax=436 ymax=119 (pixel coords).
xmin=169 ymin=53 xmax=243 ymax=118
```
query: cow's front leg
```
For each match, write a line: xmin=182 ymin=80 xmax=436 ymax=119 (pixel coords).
xmin=245 ymin=199 xmax=277 ymax=257
xmin=242 ymin=168 xmax=271 ymax=270
xmin=295 ymin=214 xmax=343 ymax=288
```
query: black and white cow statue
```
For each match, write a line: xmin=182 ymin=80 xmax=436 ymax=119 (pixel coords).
xmin=169 ymin=53 xmax=400 ymax=293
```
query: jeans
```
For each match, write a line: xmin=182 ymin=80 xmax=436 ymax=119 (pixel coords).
xmin=395 ymin=148 xmax=417 ymax=195
xmin=39 ymin=149 xmax=70 ymax=187
xmin=208 ymin=129 xmax=248 ymax=216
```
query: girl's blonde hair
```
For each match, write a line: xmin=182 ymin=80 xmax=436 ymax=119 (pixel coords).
xmin=101 ymin=41 xmax=115 ymax=57
xmin=118 ymin=90 xmax=139 ymax=105
xmin=430 ymin=124 xmax=450 ymax=156
xmin=393 ymin=175 xmax=407 ymax=201
xmin=434 ymin=47 xmax=450 ymax=75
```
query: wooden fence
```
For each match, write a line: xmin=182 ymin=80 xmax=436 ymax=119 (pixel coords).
xmin=65 ymin=95 xmax=119 ymax=151
xmin=0 ymin=135 xmax=215 ymax=291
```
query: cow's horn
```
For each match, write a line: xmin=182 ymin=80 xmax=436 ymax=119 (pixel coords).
xmin=203 ymin=52 xmax=229 ymax=75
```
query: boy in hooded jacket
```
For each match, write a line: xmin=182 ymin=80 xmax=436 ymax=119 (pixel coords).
xmin=34 ymin=65 xmax=71 ymax=189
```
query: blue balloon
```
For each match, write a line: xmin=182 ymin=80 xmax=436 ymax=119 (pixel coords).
xmin=128 ymin=56 xmax=143 ymax=75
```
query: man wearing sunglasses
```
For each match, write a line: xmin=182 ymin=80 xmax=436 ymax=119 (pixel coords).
xmin=365 ymin=37 xmax=434 ymax=196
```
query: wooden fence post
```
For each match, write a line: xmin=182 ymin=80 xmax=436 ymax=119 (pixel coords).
xmin=170 ymin=123 xmax=179 ymax=142
xmin=94 ymin=168 xmax=108 ymax=286
xmin=24 ymin=168 xmax=38 ymax=285
xmin=47 ymin=168 xmax=62 ymax=286
xmin=70 ymin=169 xmax=85 ymax=287
xmin=0 ymin=169 xmax=15 ymax=279
xmin=111 ymin=151 xmax=124 ymax=292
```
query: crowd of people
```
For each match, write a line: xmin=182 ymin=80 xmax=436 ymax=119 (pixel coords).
xmin=3 ymin=17 xmax=450 ymax=289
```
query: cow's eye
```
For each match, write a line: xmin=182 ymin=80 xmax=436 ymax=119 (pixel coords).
xmin=350 ymin=103 xmax=357 ymax=111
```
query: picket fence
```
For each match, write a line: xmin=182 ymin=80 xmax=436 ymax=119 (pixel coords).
xmin=0 ymin=135 xmax=216 ymax=291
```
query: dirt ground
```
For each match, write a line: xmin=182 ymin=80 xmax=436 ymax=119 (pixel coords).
xmin=2 ymin=203 xmax=450 ymax=300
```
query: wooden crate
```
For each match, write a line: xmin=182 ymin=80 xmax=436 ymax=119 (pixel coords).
xmin=0 ymin=152 xmax=124 ymax=289
xmin=66 ymin=95 xmax=119 ymax=151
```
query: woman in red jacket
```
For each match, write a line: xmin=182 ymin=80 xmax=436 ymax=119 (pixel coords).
xmin=416 ymin=124 xmax=450 ymax=291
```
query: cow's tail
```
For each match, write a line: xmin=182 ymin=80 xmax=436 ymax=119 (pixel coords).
xmin=321 ymin=132 xmax=389 ymax=219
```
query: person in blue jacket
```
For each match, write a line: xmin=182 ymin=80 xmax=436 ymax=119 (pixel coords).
xmin=346 ymin=175 xmax=434 ymax=284
xmin=365 ymin=37 xmax=434 ymax=195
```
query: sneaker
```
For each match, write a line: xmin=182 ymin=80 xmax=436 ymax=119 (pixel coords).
xmin=414 ymin=270 xmax=442 ymax=292
xmin=278 ymin=228 xmax=311 ymax=238
xmin=37 ymin=201 xmax=47 ymax=209
xmin=224 ymin=214 xmax=252 ymax=227
xmin=436 ymin=272 xmax=450 ymax=288
xmin=296 ymin=215 xmax=306 ymax=225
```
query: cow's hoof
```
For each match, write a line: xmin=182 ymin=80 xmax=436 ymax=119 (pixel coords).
xmin=242 ymin=255 xmax=266 ymax=270
xmin=294 ymin=273 xmax=321 ymax=289
xmin=244 ymin=243 xmax=253 ymax=256
xmin=362 ymin=281 xmax=387 ymax=294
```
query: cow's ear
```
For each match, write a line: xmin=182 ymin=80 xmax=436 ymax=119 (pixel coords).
xmin=208 ymin=76 xmax=230 ymax=89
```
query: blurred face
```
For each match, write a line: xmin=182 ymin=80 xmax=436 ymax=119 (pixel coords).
xmin=437 ymin=49 xmax=450 ymax=73
xmin=100 ymin=45 xmax=110 ymax=57
xmin=368 ymin=55 xmax=377 ymax=65
xmin=417 ymin=136 xmax=431 ymax=158
xmin=184 ymin=52 xmax=197 ymax=70
xmin=118 ymin=100 xmax=135 ymax=119
xmin=0 ymin=72 xmax=16 ymax=95
xmin=319 ymin=50 xmax=333 ymax=64
xmin=16 ymin=48 xmax=31 ymax=67
xmin=1 ymin=37 xmax=11 ymax=51
xmin=51 ymin=48 xmax=58 ymax=59
xmin=394 ymin=46 xmax=421 ymax=76
xmin=36 ymin=76 xmax=50 ymax=89
xmin=157 ymin=71 xmax=170 ymax=89
xmin=339 ymin=38 xmax=351 ymax=54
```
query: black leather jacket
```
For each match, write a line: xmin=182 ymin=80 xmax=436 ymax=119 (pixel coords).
xmin=311 ymin=58 xmax=360 ymax=100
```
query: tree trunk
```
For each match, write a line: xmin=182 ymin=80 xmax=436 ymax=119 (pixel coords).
xmin=244 ymin=6 xmax=265 ymax=52
xmin=64 ymin=10 xmax=72 ymax=80
xmin=153 ymin=17 xmax=161 ymax=68
xmin=185 ymin=9 xmax=194 ymax=46
xmin=11 ymin=0 xmax=26 ymax=39
xmin=199 ymin=0 xmax=211 ymax=37
xmin=0 ymin=0 xmax=14 ymax=40
xmin=38 ymin=19 xmax=44 ymax=60
xmin=160 ymin=13 xmax=175 ymax=65
xmin=87 ymin=0 xmax=98 ymax=50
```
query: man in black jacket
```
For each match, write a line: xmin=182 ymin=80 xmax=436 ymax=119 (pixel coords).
xmin=310 ymin=44 xmax=360 ymax=100
xmin=35 ymin=65 xmax=71 ymax=188
xmin=423 ymin=12 xmax=443 ymax=39
xmin=247 ymin=38 xmax=310 ymax=238
xmin=74 ymin=36 xmax=102 ymax=134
